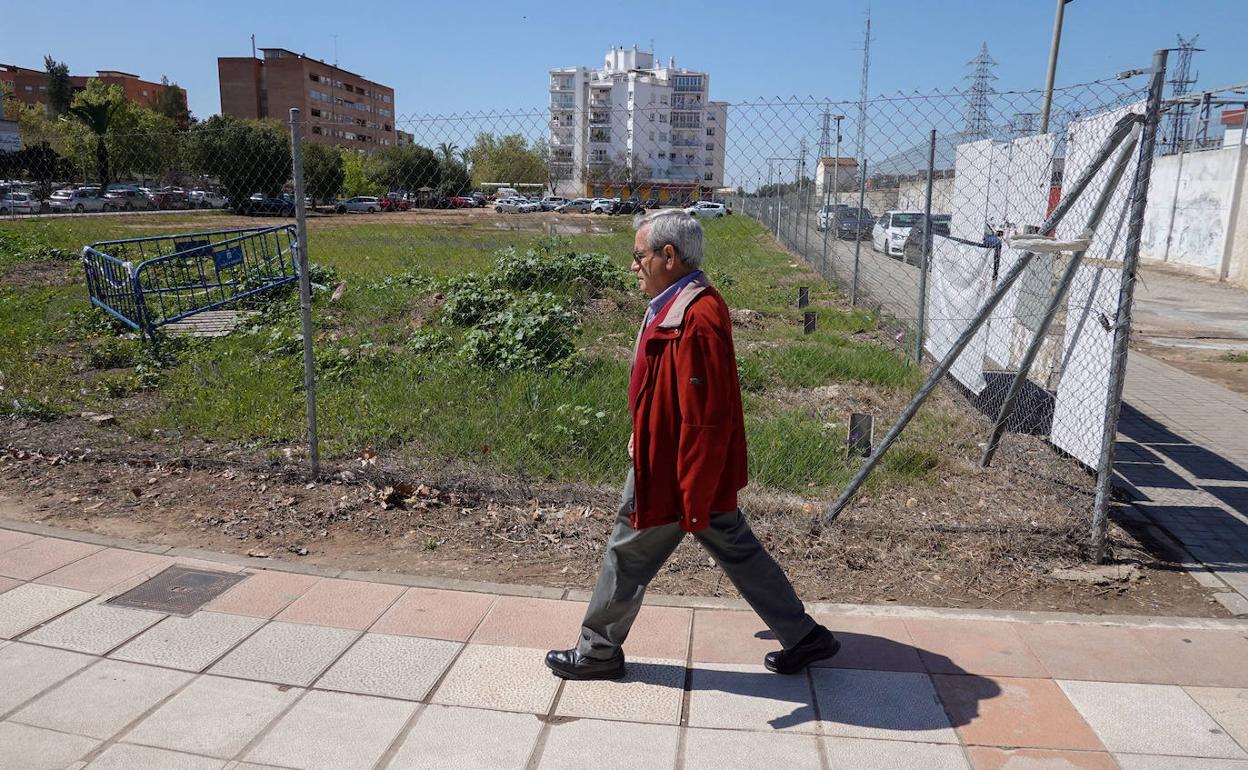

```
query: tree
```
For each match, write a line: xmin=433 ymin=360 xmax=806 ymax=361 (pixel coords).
xmin=436 ymin=142 xmax=459 ymax=163
xmin=44 ymin=56 xmax=72 ymax=117
xmin=67 ymin=85 xmax=124 ymax=193
xmin=303 ymin=142 xmax=344 ymax=204
xmin=374 ymin=144 xmax=440 ymax=192
xmin=151 ymin=77 xmax=190 ymax=129
xmin=436 ymin=158 xmax=471 ymax=198
xmin=341 ymin=148 xmax=384 ymax=197
xmin=190 ymin=114 xmax=291 ymax=208
xmin=466 ymin=133 xmax=547 ymax=188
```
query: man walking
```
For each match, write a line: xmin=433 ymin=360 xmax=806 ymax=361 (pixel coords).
xmin=546 ymin=209 xmax=840 ymax=680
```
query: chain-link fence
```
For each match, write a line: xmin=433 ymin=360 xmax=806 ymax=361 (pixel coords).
xmin=0 ymin=52 xmax=1176 ymax=559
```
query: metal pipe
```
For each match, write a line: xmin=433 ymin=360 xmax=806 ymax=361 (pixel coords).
xmin=821 ymin=111 xmax=1142 ymax=525
xmin=1089 ymin=48 xmax=1170 ymax=561
xmin=851 ymin=158 xmax=868 ymax=306
xmin=1039 ymin=0 xmax=1067 ymax=134
xmin=288 ymin=108 xmax=320 ymax=479
xmin=915 ymin=129 xmax=937 ymax=362
xmin=980 ymin=124 xmax=1141 ymax=468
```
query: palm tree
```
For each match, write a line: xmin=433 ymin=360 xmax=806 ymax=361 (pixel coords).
xmin=436 ymin=142 xmax=459 ymax=164
xmin=68 ymin=100 xmax=122 ymax=193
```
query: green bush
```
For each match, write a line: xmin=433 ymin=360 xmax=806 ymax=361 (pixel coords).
xmin=440 ymin=272 xmax=511 ymax=326
xmin=492 ymin=239 xmax=629 ymax=294
xmin=406 ymin=328 xmax=453 ymax=357
xmin=459 ymin=292 xmax=577 ymax=372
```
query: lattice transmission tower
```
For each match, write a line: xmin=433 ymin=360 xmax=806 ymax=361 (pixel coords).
xmin=1165 ymin=35 xmax=1200 ymax=154
xmin=963 ymin=43 xmax=997 ymax=140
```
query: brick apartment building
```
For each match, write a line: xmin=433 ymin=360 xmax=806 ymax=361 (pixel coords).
xmin=0 ymin=63 xmax=185 ymax=119
xmin=217 ymin=48 xmax=396 ymax=149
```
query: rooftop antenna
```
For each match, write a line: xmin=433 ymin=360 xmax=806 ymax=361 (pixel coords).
xmin=1165 ymin=34 xmax=1201 ymax=153
xmin=332 ymin=34 xmax=339 ymax=68
xmin=250 ymin=34 xmax=256 ymax=59
xmin=964 ymin=42 xmax=997 ymax=139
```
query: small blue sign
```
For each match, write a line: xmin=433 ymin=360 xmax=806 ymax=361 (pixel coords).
xmin=212 ymin=244 xmax=244 ymax=270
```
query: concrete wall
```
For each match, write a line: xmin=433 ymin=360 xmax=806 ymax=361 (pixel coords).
xmin=896 ymin=176 xmax=954 ymax=213
xmin=1141 ymin=146 xmax=1243 ymax=279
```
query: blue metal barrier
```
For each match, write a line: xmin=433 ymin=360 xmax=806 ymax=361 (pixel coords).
xmin=81 ymin=226 xmax=299 ymax=339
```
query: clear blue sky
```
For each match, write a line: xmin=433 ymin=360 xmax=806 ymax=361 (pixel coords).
xmin=3 ymin=0 xmax=1243 ymax=120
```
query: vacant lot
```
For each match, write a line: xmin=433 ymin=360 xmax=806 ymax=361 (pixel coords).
xmin=0 ymin=209 xmax=1222 ymax=615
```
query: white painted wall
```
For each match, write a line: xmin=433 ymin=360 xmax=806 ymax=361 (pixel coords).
xmin=1141 ymin=146 xmax=1241 ymax=273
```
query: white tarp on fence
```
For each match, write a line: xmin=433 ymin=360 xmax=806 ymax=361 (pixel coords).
xmin=924 ymin=235 xmax=993 ymax=393
xmin=1052 ymin=264 xmax=1120 ymax=467
xmin=949 ymin=139 xmax=995 ymax=241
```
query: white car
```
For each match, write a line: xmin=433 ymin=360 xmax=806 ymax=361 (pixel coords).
xmin=48 ymin=188 xmax=107 ymax=214
xmin=189 ymin=190 xmax=227 ymax=209
xmin=0 ymin=192 xmax=41 ymax=215
xmin=336 ymin=196 xmax=381 ymax=214
xmin=539 ymin=196 xmax=568 ymax=211
xmin=590 ymin=197 xmax=617 ymax=214
xmin=555 ymin=198 xmax=593 ymax=213
xmin=684 ymin=201 xmax=727 ymax=219
xmin=872 ymin=210 xmax=924 ymax=258
xmin=495 ymin=197 xmax=539 ymax=213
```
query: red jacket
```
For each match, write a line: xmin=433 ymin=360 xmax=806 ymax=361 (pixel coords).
xmin=629 ymin=274 xmax=748 ymax=532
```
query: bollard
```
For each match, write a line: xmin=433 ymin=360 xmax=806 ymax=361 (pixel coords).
xmin=798 ymin=286 xmax=809 ymax=308
xmin=803 ymin=312 xmax=816 ymax=334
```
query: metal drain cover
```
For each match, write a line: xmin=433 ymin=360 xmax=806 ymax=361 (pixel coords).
xmin=106 ymin=565 xmax=246 ymax=616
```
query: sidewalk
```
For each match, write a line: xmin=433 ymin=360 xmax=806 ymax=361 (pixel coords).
xmin=2 ymin=524 xmax=1248 ymax=770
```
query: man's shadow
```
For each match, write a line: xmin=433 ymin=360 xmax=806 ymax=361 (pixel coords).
xmin=614 ymin=631 xmax=1000 ymax=733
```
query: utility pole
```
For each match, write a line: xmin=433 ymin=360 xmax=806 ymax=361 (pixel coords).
xmin=1039 ymin=0 xmax=1067 ymax=133
xmin=856 ymin=12 xmax=871 ymax=168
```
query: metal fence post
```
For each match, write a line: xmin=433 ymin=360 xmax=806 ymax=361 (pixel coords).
xmin=1088 ymin=49 xmax=1169 ymax=561
xmin=289 ymin=108 xmax=320 ymax=479
xmin=851 ymin=158 xmax=868 ymax=306
xmin=915 ymin=129 xmax=936 ymax=362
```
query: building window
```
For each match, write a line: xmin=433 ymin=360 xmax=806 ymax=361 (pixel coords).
xmin=707 ymin=114 xmax=716 ymax=122
xmin=660 ymin=95 xmax=668 ymax=105
xmin=384 ymin=124 xmax=392 ymax=132
xmin=648 ymin=112 xmax=655 ymax=122
xmin=311 ymin=109 xmax=321 ymax=117
xmin=659 ymin=114 xmax=667 ymax=123
xmin=705 ymin=143 xmax=714 ymax=151
xmin=704 ymin=173 xmax=713 ymax=181
xmin=309 ymin=73 xmax=319 ymax=82
xmin=659 ymin=132 xmax=667 ymax=142
xmin=706 ymin=127 xmax=715 ymax=136
xmin=649 ymin=132 xmax=654 ymax=141
xmin=311 ymin=126 xmax=323 ymax=135
xmin=658 ymin=153 xmax=666 ymax=159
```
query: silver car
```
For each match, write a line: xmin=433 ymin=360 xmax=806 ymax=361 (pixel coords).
xmin=555 ymin=198 xmax=593 ymax=213
xmin=0 ymin=192 xmax=41 ymax=215
xmin=189 ymin=189 xmax=228 ymax=209
xmin=48 ymin=188 xmax=107 ymax=214
xmin=495 ymin=197 xmax=539 ymax=213
xmin=336 ymin=196 xmax=381 ymax=214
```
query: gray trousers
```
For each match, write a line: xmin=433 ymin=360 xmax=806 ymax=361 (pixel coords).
xmin=577 ymin=469 xmax=817 ymax=659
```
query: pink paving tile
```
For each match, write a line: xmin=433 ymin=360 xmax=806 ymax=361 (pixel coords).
xmin=966 ymin=747 xmax=1118 ymax=770
xmin=934 ymin=675 xmax=1104 ymax=751
xmin=1130 ymin=627 xmax=1248 ymax=687
xmin=690 ymin=609 xmax=775 ymax=664
xmin=0 ymin=576 xmax=19 ymax=595
xmin=275 ymin=577 xmax=404 ymax=630
xmin=812 ymin=614 xmax=925 ymax=672
xmin=624 ymin=604 xmax=693 ymax=660
xmin=0 ymin=530 xmax=38 ymax=554
xmin=1015 ymin=623 xmax=1175 ymax=684
xmin=370 ymin=587 xmax=496 ymax=641
xmin=0 ymin=538 xmax=103 ymax=581
xmin=906 ymin=619 xmax=1048 ymax=678
xmin=36 ymin=548 xmax=174 ymax=594
xmin=470 ymin=596 xmax=587 ymax=650
xmin=205 ymin=570 xmax=320 ymax=618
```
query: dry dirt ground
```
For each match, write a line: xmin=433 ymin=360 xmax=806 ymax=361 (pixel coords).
xmin=0 ymin=414 xmax=1225 ymax=618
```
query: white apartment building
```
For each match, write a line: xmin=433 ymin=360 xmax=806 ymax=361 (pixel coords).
xmin=549 ymin=46 xmax=727 ymax=199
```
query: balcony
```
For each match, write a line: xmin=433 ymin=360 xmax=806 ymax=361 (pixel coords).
xmin=550 ymin=79 xmax=574 ymax=92
xmin=671 ymin=138 xmax=700 ymax=147
xmin=550 ymin=96 xmax=575 ymax=110
xmin=589 ymin=97 xmax=611 ymax=108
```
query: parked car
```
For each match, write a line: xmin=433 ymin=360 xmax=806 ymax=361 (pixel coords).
xmin=336 ymin=196 xmax=381 ymax=214
xmin=148 ymin=189 xmax=191 ymax=210
xmin=240 ymin=195 xmax=296 ymax=216
xmin=816 ymin=203 xmax=850 ymax=231
xmin=609 ymin=198 xmax=646 ymax=216
xmin=930 ymin=213 xmax=952 ymax=237
xmin=380 ymin=193 xmax=411 ymax=212
xmin=684 ymin=201 xmax=727 ymax=219
xmin=829 ymin=207 xmax=874 ymax=240
xmin=47 ymin=188 xmax=107 ymax=214
xmin=590 ymin=197 xmax=617 ymax=214
xmin=0 ymin=192 xmax=41 ymax=215
xmin=872 ymin=210 xmax=924 ymax=258
xmin=539 ymin=196 xmax=568 ymax=211
xmin=471 ymin=192 xmax=487 ymax=207
xmin=102 ymin=189 xmax=154 ymax=211
xmin=495 ymin=196 xmax=539 ymax=213
xmin=188 ymin=189 xmax=227 ymax=209
xmin=554 ymin=198 xmax=593 ymax=213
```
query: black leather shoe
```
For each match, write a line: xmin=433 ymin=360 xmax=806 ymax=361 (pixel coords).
xmin=764 ymin=625 xmax=841 ymax=675
xmin=545 ymin=648 xmax=626 ymax=680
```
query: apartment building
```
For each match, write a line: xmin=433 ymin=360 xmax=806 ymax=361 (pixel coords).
xmin=0 ymin=63 xmax=186 ymax=119
xmin=549 ymin=46 xmax=727 ymax=199
xmin=218 ymin=48 xmax=396 ymax=149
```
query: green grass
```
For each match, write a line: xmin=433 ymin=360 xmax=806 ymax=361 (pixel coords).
xmin=1220 ymin=351 xmax=1248 ymax=364
xmin=1 ymin=210 xmax=941 ymax=495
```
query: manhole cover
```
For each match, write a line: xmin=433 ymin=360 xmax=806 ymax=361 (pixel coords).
xmin=106 ymin=565 xmax=247 ymax=616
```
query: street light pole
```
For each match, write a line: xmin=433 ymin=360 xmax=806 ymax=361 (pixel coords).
xmin=1039 ymin=0 xmax=1068 ymax=134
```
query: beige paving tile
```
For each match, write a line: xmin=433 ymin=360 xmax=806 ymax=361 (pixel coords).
xmin=111 ymin=612 xmax=264 ymax=671
xmin=0 ymin=721 xmax=99 ymax=770
xmin=1132 ymin=629 xmax=1248 ymax=688
xmin=12 ymin=658 xmax=192 ymax=739
xmin=1186 ymin=687 xmax=1248 ymax=750
xmin=0 ymin=642 xmax=97 ymax=714
xmin=539 ymin=718 xmax=679 ymax=769
xmin=684 ymin=726 xmax=821 ymax=770
xmin=387 ymin=704 xmax=542 ymax=770
xmin=0 ymin=583 xmax=94 ymax=639
xmin=470 ymin=596 xmax=587 ymax=650
xmin=275 ymin=577 xmax=404 ymax=630
xmin=687 ymin=662 xmax=817 ymax=733
xmin=0 ymin=529 xmax=39 ymax=554
xmin=822 ymin=736 xmax=969 ymax=768
xmin=125 ymin=675 xmax=300 ymax=759
xmin=431 ymin=644 xmax=560 ymax=714
xmin=22 ymin=601 xmax=165 ymax=655
xmin=86 ymin=743 xmax=226 ymax=769
xmin=555 ymin=657 xmax=685 ymax=724
xmin=0 ymin=538 xmax=102 ymax=580
xmin=627 ymin=604 xmax=694 ymax=661
xmin=907 ymin=619 xmax=1049 ymax=678
xmin=209 ymin=621 xmax=359 ymax=687
xmin=936 ymin=675 xmax=1103 ymax=751
xmin=690 ymin=608 xmax=777 ymax=664
xmin=316 ymin=633 xmax=460 ymax=701
xmin=371 ymin=587 xmax=495 ymax=641
xmin=1114 ymin=756 xmax=1248 ymax=770
xmin=38 ymin=549 xmax=174 ymax=594
xmin=204 ymin=570 xmax=319 ymax=619
xmin=813 ymin=668 xmax=958 ymax=743
xmin=245 ymin=689 xmax=415 ymax=770
xmin=1058 ymin=680 xmax=1247 ymax=759
xmin=812 ymin=613 xmax=925 ymax=672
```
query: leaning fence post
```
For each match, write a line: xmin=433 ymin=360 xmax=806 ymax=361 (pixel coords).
xmin=1089 ymin=49 xmax=1169 ymax=561
xmin=915 ymin=129 xmax=936 ymax=362
xmin=851 ymin=158 xmax=868 ymax=306
xmin=288 ymin=108 xmax=320 ymax=479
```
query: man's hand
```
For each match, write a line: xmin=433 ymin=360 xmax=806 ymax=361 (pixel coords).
xmin=628 ymin=432 xmax=634 ymax=460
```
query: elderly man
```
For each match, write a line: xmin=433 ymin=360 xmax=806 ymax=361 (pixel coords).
xmin=545 ymin=209 xmax=840 ymax=681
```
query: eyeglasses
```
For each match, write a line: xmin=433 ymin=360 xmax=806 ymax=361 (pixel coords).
xmin=632 ymin=246 xmax=671 ymax=265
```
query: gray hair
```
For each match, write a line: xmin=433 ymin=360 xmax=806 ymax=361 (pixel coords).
xmin=634 ymin=209 xmax=705 ymax=270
